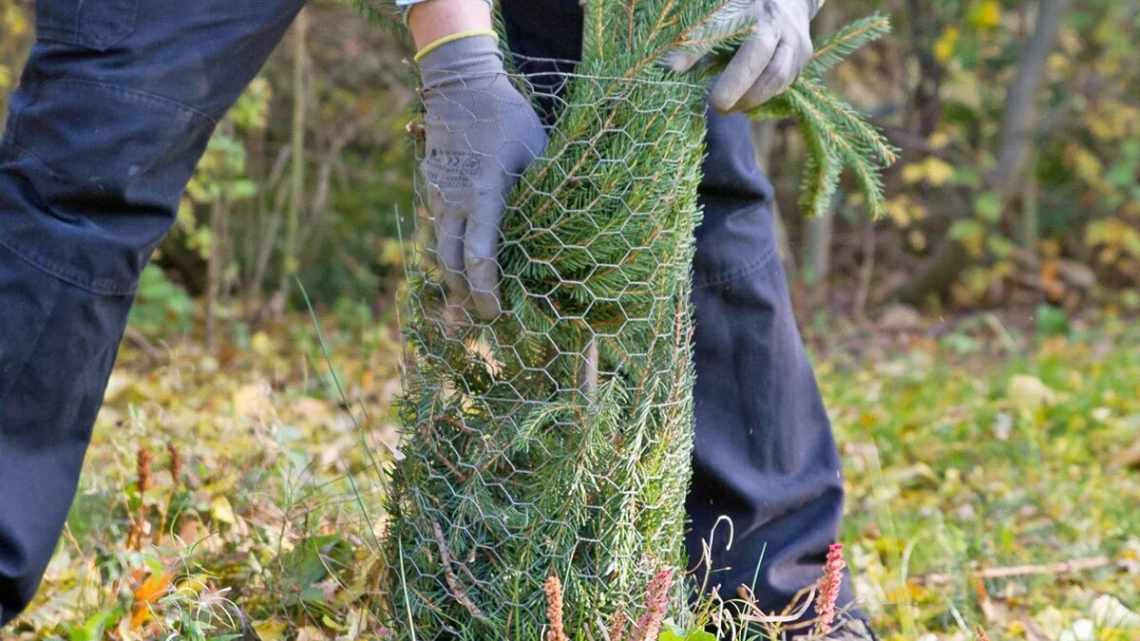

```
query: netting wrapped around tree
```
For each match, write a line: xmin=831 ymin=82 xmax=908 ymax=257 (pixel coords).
xmin=384 ymin=7 xmax=719 ymax=641
xmin=390 ymin=69 xmax=705 ymax=641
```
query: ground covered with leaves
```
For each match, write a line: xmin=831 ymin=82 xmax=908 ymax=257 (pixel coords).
xmin=7 ymin=309 xmax=1139 ymax=641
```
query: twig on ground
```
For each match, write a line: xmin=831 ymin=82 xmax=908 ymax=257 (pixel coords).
xmin=920 ymin=555 xmax=1114 ymax=585
xmin=125 ymin=326 xmax=165 ymax=362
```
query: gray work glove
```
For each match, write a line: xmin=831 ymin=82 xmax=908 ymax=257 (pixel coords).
xmin=419 ymin=35 xmax=549 ymax=320
xmin=667 ymin=0 xmax=823 ymax=112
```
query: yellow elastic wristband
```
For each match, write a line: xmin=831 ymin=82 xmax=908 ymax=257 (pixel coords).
xmin=414 ymin=29 xmax=499 ymax=62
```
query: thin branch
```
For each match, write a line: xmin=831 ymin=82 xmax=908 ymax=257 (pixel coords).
xmin=431 ymin=521 xmax=491 ymax=625
xmin=920 ymin=555 xmax=1115 ymax=585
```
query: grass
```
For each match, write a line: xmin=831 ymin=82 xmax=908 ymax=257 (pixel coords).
xmin=5 ymin=307 xmax=1138 ymax=640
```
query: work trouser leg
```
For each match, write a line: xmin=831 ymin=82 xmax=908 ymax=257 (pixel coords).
xmin=0 ymin=0 xmax=305 ymax=624
xmin=684 ymin=108 xmax=856 ymax=620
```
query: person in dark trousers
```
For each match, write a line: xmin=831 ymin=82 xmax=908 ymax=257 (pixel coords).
xmin=0 ymin=0 xmax=874 ymax=637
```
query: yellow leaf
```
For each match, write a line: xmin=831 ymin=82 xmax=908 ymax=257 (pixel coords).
xmin=922 ymin=157 xmax=956 ymax=187
xmin=233 ymin=382 xmax=274 ymax=421
xmin=211 ymin=496 xmax=236 ymax=525
xmin=901 ymin=158 xmax=955 ymax=187
xmin=251 ymin=331 xmax=274 ymax=356
xmin=969 ymin=0 xmax=1002 ymax=29
xmin=933 ymin=26 xmax=960 ymax=63
xmin=1008 ymin=375 xmax=1057 ymax=412
xmin=175 ymin=574 xmax=210 ymax=596
xmin=929 ymin=131 xmax=951 ymax=149
xmin=296 ymin=626 xmax=328 ymax=641
xmin=3 ymin=8 xmax=28 ymax=36
xmin=254 ymin=619 xmax=288 ymax=641
xmin=908 ymin=229 xmax=927 ymax=252
xmin=902 ymin=163 xmax=926 ymax=185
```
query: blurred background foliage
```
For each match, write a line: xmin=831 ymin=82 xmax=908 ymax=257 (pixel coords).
xmin=1 ymin=0 xmax=1138 ymax=333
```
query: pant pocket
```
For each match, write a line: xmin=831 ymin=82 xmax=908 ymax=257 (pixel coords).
xmin=0 ymin=75 xmax=213 ymax=294
xmin=36 ymin=0 xmax=139 ymax=51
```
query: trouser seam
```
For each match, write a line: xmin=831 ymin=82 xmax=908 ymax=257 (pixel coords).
xmin=0 ymin=232 xmax=135 ymax=297
xmin=693 ymin=241 xmax=779 ymax=290
xmin=23 ymin=75 xmax=218 ymax=127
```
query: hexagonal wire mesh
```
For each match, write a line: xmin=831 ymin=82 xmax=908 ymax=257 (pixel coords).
xmin=387 ymin=60 xmax=709 ymax=641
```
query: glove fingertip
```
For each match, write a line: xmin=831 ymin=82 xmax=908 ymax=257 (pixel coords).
xmin=473 ymin=291 xmax=502 ymax=321
xmin=669 ymin=51 xmax=702 ymax=74
xmin=709 ymin=77 xmax=741 ymax=113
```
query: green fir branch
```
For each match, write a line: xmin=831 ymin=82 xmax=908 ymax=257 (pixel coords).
xmin=748 ymin=15 xmax=898 ymax=218
xmin=805 ymin=13 xmax=893 ymax=77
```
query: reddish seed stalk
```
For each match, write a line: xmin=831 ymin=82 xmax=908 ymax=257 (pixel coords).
xmin=813 ymin=543 xmax=847 ymax=636
xmin=137 ymin=447 xmax=153 ymax=494
xmin=545 ymin=575 xmax=568 ymax=641
xmin=167 ymin=442 xmax=182 ymax=484
xmin=127 ymin=447 xmax=154 ymax=551
xmin=631 ymin=569 xmax=673 ymax=641
xmin=975 ymin=625 xmax=993 ymax=641
xmin=608 ymin=611 xmax=627 ymax=641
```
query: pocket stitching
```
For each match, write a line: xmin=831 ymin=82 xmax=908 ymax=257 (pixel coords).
xmin=36 ymin=0 xmax=140 ymax=51
xmin=10 ymin=78 xmax=215 ymax=187
xmin=84 ymin=0 xmax=139 ymax=50
xmin=0 ymin=231 xmax=138 ymax=297
xmin=693 ymin=240 xmax=778 ymax=289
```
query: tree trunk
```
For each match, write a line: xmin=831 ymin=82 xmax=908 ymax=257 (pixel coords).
xmin=1020 ymin=149 xmax=1039 ymax=256
xmin=990 ymin=0 xmax=1072 ymax=196
xmin=897 ymin=0 xmax=1072 ymax=305
xmin=798 ymin=2 xmax=841 ymax=300
xmin=205 ymin=198 xmax=228 ymax=351
xmin=275 ymin=7 xmax=308 ymax=310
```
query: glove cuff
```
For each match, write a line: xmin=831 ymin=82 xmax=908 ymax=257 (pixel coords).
xmin=416 ymin=33 xmax=505 ymax=90
xmin=414 ymin=29 xmax=499 ymax=62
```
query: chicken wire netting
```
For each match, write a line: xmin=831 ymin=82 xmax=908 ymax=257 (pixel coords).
xmin=386 ymin=63 xmax=708 ymax=641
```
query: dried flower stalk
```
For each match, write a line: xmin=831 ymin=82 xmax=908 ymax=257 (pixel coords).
xmin=631 ymin=569 xmax=673 ymax=641
xmin=813 ymin=543 xmax=847 ymax=636
xmin=608 ymin=610 xmax=627 ymax=641
xmin=544 ymin=575 xmax=568 ymax=641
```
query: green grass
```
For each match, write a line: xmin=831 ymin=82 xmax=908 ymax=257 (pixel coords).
xmin=5 ymin=311 xmax=1138 ymax=641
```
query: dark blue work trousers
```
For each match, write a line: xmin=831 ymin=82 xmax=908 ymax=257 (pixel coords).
xmin=0 ymin=0 xmax=851 ymax=626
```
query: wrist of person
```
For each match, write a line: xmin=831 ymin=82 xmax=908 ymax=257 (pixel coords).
xmin=405 ymin=0 xmax=495 ymax=53
xmin=398 ymin=0 xmax=494 ymax=26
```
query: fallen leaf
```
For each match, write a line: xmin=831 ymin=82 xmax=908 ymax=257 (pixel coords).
xmin=211 ymin=496 xmax=236 ymax=525
xmin=1007 ymin=375 xmax=1057 ymax=412
xmin=254 ymin=618 xmax=289 ymax=641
